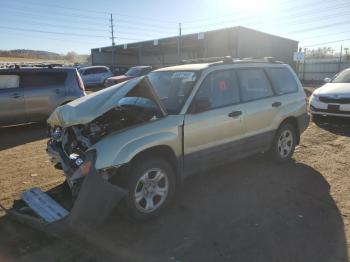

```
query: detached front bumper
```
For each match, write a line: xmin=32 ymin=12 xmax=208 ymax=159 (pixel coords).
xmin=0 ymin=147 xmax=127 ymax=236
xmin=47 ymin=139 xmax=87 ymax=187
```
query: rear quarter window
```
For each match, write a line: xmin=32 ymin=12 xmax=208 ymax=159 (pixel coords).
xmin=265 ymin=68 xmax=298 ymax=95
xmin=21 ymin=72 xmax=67 ymax=88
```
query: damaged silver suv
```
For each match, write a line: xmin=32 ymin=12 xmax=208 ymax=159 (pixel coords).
xmin=47 ymin=58 xmax=309 ymax=221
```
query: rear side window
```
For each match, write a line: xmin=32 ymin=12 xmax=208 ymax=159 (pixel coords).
xmin=195 ymin=70 xmax=240 ymax=109
xmin=21 ymin=72 xmax=67 ymax=88
xmin=266 ymin=68 xmax=298 ymax=95
xmin=0 ymin=75 xmax=19 ymax=89
xmin=237 ymin=69 xmax=273 ymax=102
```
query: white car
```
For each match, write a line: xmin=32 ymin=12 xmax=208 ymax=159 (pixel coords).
xmin=309 ymin=68 xmax=350 ymax=122
xmin=78 ymin=66 xmax=113 ymax=87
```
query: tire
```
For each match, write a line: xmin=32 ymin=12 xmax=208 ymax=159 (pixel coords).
xmin=270 ymin=123 xmax=297 ymax=162
xmin=119 ymin=156 xmax=176 ymax=221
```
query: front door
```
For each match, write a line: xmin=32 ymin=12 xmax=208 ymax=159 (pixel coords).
xmin=183 ymin=69 xmax=245 ymax=175
xmin=0 ymin=73 xmax=25 ymax=125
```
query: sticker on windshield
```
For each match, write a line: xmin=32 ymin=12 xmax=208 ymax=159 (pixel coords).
xmin=171 ymin=72 xmax=196 ymax=80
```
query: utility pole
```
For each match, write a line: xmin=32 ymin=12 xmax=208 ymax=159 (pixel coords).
xmin=110 ymin=13 xmax=116 ymax=72
xmin=302 ymin=48 xmax=307 ymax=82
xmin=339 ymin=45 xmax=343 ymax=72
xmin=344 ymin=47 xmax=349 ymax=60
xmin=177 ymin=23 xmax=182 ymax=64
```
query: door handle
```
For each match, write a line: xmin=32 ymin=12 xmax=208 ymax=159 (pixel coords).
xmin=272 ymin=101 xmax=282 ymax=108
xmin=12 ymin=93 xmax=21 ymax=99
xmin=55 ymin=89 xmax=61 ymax=94
xmin=228 ymin=110 xmax=242 ymax=118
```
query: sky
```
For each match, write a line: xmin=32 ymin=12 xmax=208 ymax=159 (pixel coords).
xmin=0 ymin=0 xmax=350 ymax=55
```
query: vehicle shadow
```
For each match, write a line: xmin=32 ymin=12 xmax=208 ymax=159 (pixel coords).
xmin=0 ymin=123 xmax=47 ymax=151
xmin=0 ymin=156 xmax=347 ymax=261
xmin=87 ymin=156 xmax=348 ymax=262
xmin=316 ymin=117 xmax=350 ymax=137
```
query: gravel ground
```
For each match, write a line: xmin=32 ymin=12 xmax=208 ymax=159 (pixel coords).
xmin=0 ymin=117 xmax=349 ymax=261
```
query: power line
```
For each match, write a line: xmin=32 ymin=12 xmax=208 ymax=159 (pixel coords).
xmin=300 ymin=30 xmax=350 ymax=41
xmin=0 ymin=17 xmax=108 ymax=33
xmin=0 ymin=30 xmax=106 ymax=46
xmin=302 ymin=38 xmax=350 ymax=48
xmin=7 ymin=0 xmax=177 ymax=25
xmin=183 ymin=0 xmax=349 ymax=24
xmin=182 ymin=0 xmax=350 ymax=31
xmin=12 ymin=0 xmax=177 ymax=23
xmin=288 ymin=20 xmax=350 ymax=34
xmin=2 ymin=9 xmax=109 ymax=27
xmin=1 ymin=6 xmax=177 ymax=32
xmin=0 ymin=26 xmax=107 ymax=39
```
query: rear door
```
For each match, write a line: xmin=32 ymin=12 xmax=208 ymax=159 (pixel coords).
xmin=22 ymin=71 xmax=67 ymax=122
xmin=184 ymin=69 xmax=245 ymax=175
xmin=236 ymin=68 xmax=279 ymax=152
xmin=0 ymin=73 xmax=25 ymax=125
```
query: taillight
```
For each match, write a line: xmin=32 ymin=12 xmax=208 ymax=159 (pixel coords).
xmin=76 ymin=72 xmax=85 ymax=91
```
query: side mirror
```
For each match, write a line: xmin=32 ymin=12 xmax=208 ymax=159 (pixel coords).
xmin=189 ymin=98 xmax=211 ymax=113
xmin=324 ymin=77 xmax=331 ymax=83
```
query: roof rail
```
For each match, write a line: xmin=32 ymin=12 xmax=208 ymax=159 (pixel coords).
xmin=181 ymin=56 xmax=284 ymax=66
xmin=0 ymin=63 xmax=64 ymax=69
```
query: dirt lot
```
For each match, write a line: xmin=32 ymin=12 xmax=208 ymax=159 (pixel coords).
xmin=0 ymin=117 xmax=349 ymax=261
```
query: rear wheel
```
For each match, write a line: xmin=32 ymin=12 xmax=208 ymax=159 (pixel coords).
xmin=270 ymin=123 xmax=296 ymax=162
xmin=120 ymin=156 xmax=176 ymax=221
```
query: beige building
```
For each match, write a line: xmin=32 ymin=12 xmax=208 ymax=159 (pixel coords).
xmin=91 ymin=26 xmax=298 ymax=70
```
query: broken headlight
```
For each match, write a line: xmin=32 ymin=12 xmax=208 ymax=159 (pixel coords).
xmin=52 ymin=126 xmax=63 ymax=140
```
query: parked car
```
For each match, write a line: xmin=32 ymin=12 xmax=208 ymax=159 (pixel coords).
xmin=78 ymin=66 xmax=113 ymax=87
xmin=104 ymin=66 xmax=153 ymax=87
xmin=0 ymin=67 xmax=85 ymax=126
xmin=46 ymin=57 xmax=309 ymax=221
xmin=309 ymin=68 xmax=350 ymax=122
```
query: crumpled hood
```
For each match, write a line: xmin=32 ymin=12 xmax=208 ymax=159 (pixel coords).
xmin=315 ymin=83 xmax=350 ymax=97
xmin=47 ymin=76 xmax=166 ymax=128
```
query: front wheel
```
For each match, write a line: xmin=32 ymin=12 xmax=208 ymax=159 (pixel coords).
xmin=270 ymin=123 xmax=297 ymax=162
xmin=120 ymin=156 xmax=176 ymax=221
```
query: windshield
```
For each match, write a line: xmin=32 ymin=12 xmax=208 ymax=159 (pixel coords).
xmin=332 ymin=70 xmax=350 ymax=83
xmin=126 ymin=67 xmax=143 ymax=77
xmin=147 ymin=71 xmax=199 ymax=114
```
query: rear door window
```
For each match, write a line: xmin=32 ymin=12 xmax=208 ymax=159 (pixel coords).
xmin=0 ymin=75 xmax=20 ymax=89
xmin=237 ymin=69 xmax=274 ymax=102
xmin=265 ymin=68 xmax=298 ymax=95
xmin=195 ymin=70 xmax=240 ymax=109
xmin=21 ymin=72 xmax=67 ymax=88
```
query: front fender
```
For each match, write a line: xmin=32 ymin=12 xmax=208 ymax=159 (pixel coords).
xmin=90 ymin=117 xmax=184 ymax=170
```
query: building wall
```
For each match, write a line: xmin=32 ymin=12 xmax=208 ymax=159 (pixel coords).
xmin=91 ymin=27 xmax=298 ymax=69
xmin=237 ymin=28 xmax=298 ymax=67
